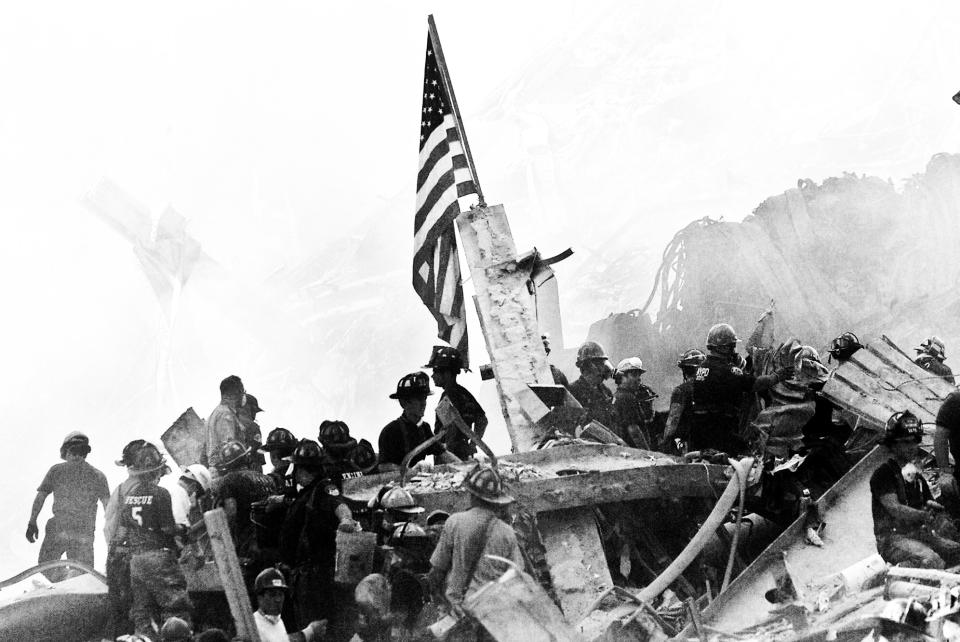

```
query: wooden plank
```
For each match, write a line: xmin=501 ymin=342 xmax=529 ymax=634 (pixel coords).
xmin=161 ymin=407 xmax=205 ymax=468
xmin=204 ymin=508 xmax=260 ymax=642
xmin=850 ymin=349 xmax=940 ymax=421
xmin=538 ymin=508 xmax=611 ymax=623
xmin=877 ymin=335 xmax=956 ymax=399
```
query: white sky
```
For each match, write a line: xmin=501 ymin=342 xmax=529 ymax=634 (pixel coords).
xmin=0 ymin=1 xmax=959 ymax=576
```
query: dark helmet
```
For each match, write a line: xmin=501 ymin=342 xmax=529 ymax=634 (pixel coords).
xmin=243 ymin=393 xmax=264 ymax=414
xmin=349 ymin=439 xmax=378 ymax=474
xmin=284 ymin=439 xmax=326 ymax=468
xmin=706 ymin=323 xmax=739 ymax=349
xmin=828 ymin=332 xmax=863 ymax=362
xmin=462 ymin=465 xmax=514 ymax=505
xmin=116 ymin=439 xmax=147 ymax=467
xmin=259 ymin=427 xmax=298 ymax=454
xmin=424 ymin=345 xmax=464 ymax=371
xmin=318 ymin=420 xmax=357 ymax=453
xmin=883 ymin=411 xmax=923 ymax=446
xmin=678 ymin=348 xmax=707 ymax=369
xmin=389 ymin=372 xmax=433 ymax=399
xmin=541 ymin=333 xmax=552 ymax=355
xmin=60 ymin=431 xmax=91 ymax=460
xmin=575 ymin=341 xmax=609 ymax=367
xmin=130 ymin=443 xmax=167 ymax=475
xmin=254 ymin=567 xmax=288 ymax=593
xmin=159 ymin=616 xmax=193 ymax=641
xmin=216 ymin=439 xmax=251 ymax=471
xmin=916 ymin=337 xmax=946 ymax=361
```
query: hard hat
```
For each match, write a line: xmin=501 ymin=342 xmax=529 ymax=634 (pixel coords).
xmin=575 ymin=341 xmax=609 ymax=367
xmin=615 ymin=357 xmax=646 ymax=375
xmin=60 ymin=431 xmax=91 ymax=459
xmin=706 ymin=323 xmax=739 ymax=349
xmin=129 ymin=443 xmax=167 ymax=475
xmin=259 ymin=427 xmax=298 ymax=454
xmin=284 ymin=439 xmax=326 ymax=468
xmin=389 ymin=372 xmax=433 ymax=399
xmin=318 ymin=420 xmax=357 ymax=452
xmin=828 ymin=331 xmax=863 ymax=361
xmin=462 ymin=465 xmax=514 ymax=505
xmin=159 ymin=616 xmax=193 ymax=641
xmin=677 ymin=348 xmax=707 ymax=369
xmin=254 ymin=567 xmax=288 ymax=593
xmin=390 ymin=522 xmax=429 ymax=542
xmin=216 ymin=439 xmax=251 ymax=471
xmin=424 ymin=345 xmax=464 ymax=371
xmin=794 ymin=345 xmax=829 ymax=381
xmin=379 ymin=486 xmax=425 ymax=514
xmin=116 ymin=439 xmax=147 ymax=467
xmin=425 ymin=510 xmax=450 ymax=526
xmin=916 ymin=337 xmax=946 ymax=360
xmin=350 ymin=439 xmax=378 ymax=474
xmin=180 ymin=464 xmax=212 ymax=493
xmin=883 ymin=411 xmax=923 ymax=446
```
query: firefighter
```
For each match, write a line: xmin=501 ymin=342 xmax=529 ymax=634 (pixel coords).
xmin=915 ymin=336 xmax=955 ymax=385
xmin=378 ymin=372 xmax=460 ymax=471
xmin=871 ymin=411 xmax=960 ymax=569
xmin=567 ymin=341 xmax=617 ymax=429
xmin=238 ymin=392 xmax=266 ymax=469
xmin=260 ymin=427 xmax=299 ymax=495
xmin=425 ymin=346 xmax=488 ymax=461
xmin=689 ymin=323 xmax=791 ymax=455
xmin=279 ymin=439 xmax=359 ymax=639
xmin=204 ymin=374 xmax=246 ymax=468
xmin=660 ymin=349 xmax=706 ymax=451
xmin=368 ymin=485 xmax=425 ymax=546
xmin=612 ymin=357 xmax=657 ymax=448
xmin=252 ymin=567 xmax=326 ymax=642
xmin=121 ymin=443 xmax=193 ymax=638
xmin=319 ymin=419 xmax=359 ymax=486
xmin=27 ymin=431 xmax=110 ymax=582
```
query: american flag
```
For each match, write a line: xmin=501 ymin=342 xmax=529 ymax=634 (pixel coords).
xmin=413 ymin=33 xmax=476 ymax=365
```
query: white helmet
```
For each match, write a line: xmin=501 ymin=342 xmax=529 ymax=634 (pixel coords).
xmin=181 ymin=464 xmax=212 ymax=493
xmin=616 ymin=357 xmax=645 ymax=375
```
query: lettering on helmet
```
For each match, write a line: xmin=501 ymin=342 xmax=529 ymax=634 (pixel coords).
xmin=695 ymin=367 xmax=710 ymax=381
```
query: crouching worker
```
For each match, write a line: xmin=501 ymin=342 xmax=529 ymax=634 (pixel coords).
xmin=871 ymin=411 xmax=960 ymax=569
xmin=253 ymin=567 xmax=326 ymax=642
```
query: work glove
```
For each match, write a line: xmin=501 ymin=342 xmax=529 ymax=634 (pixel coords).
xmin=302 ymin=619 xmax=327 ymax=642
xmin=25 ymin=521 xmax=38 ymax=543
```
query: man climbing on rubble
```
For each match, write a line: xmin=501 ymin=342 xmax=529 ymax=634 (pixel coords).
xmin=425 ymin=346 xmax=489 ymax=461
xmin=612 ymin=357 xmax=657 ymax=448
xmin=26 ymin=431 xmax=110 ymax=582
xmin=659 ymin=349 xmax=706 ymax=452
xmin=871 ymin=411 xmax=960 ymax=569
xmin=567 ymin=340 xmax=617 ymax=430
xmin=121 ymin=443 xmax=194 ymax=638
xmin=280 ymin=439 xmax=360 ymax=641
xmin=915 ymin=337 xmax=955 ymax=385
xmin=378 ymin=372 xmax=460 ymax=471
xmin=689 ymin=323 xmax=791 ymax=455
xmin=204 ymin=374 xmax=246 ymax=468
xmin=428 ymin=465 xmax=524 ymax=637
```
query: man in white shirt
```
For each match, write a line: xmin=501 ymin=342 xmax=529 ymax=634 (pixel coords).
xmin=253 ymin=567 xmax=325 ymax=642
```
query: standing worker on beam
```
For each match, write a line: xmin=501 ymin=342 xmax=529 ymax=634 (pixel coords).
xmin=567 ymin=341 xmax=617 ymax=430
xmin=425 ymin=345 xmax=488 ymax=461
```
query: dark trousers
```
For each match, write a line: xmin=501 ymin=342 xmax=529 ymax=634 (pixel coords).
xmin=291 ymin=563 xmax=335 ymax=630
xmin=38 ymin=518 xmax=94 ymax=582
xmin=878 ymin=530 xmax=960 ymax=569
xmin=129 ymin=549 xmax=193 ymax=638
xmin=107 ymin=545 xmax=134 ymax=638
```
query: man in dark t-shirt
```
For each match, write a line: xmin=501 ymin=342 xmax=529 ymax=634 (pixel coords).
xmin=872 ymin=411 xmax=960 ymax=569
xmin=27 ymin=432 xmax=109 ymax=581
xmin=212 ymin=439 xmax=275 ymax=559
xmin=424 ymin=346 xmax=488 ymax=460
xmin=934 ymin=390 xmax=960 ymax=515
xmin=379 ymin=372 xmax=459 ymax=470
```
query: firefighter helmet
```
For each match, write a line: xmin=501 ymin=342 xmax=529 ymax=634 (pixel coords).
xmin=116 ymin=439 xmax=147 ymax=467
xmin=828 ymin=331 xmax=863 ymax=362
xmin=677 ymin=348 xmax=707 ymax=369
xmin=379 ymin=486 xmax=425 ymax=514
xmin=390 ymin=522 xmax=429 ymax=542
xmin=350 ymin=439 xmax=378 ymax=474
xmin=243 ymin=393 xmax=263 ymax=414
xmin=883 ymin=411 xmax=923 ymax=446
xmin=615 ymin=357 xmax=646 ymax=375
xmin=462 ymin=465 xmax=515 ymax=505
xmin=60 ymin=431 xmax=91 ymax=459
xmin=389 ymin=372 xmax=433 ymax=399
xmin=129 ymin=443 xmax=167 ymax=474
xmin=318 ymin=420 xmax=357 ymax=452
xmin=284 ymin=439 xmax=326 ymax=468
xmin=254 ymin=567 xmax=288 ymax=593
xmin=259 ymin=427 xmax=297 ymax=454
xmin=916 ymin=337 xmax=947 ymax=360
xmin=216 ymin=439 xmax=250 ymax=471
xmin=706 ymin=323 xmax=739 ymax=348
xmin=575 ymin=341 xmax=609 ymax=367
xmin=424 ymin=345 xmax=464 ymax=371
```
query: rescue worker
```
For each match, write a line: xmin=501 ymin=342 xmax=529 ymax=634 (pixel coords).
xmin=934 ymin=389 xmax=960 ymax=516
xmin=378 ymin=372 xmax=460 ymax=470
xmin=319 ymin=419 xmax=359 ymax=486
xmin=425 ymin=346 xmax=489 ymax=461
xmin=915 ymin=336 xmax=955 ymax=385
xmin=428 ymin=465 xmax=524 ymax=634
xmin=252 ymin=567 xmax=326 ymax=642
xmin=567 ymin=341 xmax=617 ymax=429
xmin=260 ymin=427 xmax=299 ymax=495
xmin=660 ymin=349 xmax=706 ymax=451
xmin=827 ymin=331 xmax=863 ymax=363
xmin=104 ymin=439 xmax=148 ymax=638
xmin=254 ymin=428 xmax=300 ymax=573
xmin=178 ymin=464 xmax=212 ymax=526
xmin=871 ymin=411 xmax=960 ymax=569
xmin=279 ymin=439 xmax=359 ymax=639
xmin=204 ymin=374 xmax=246 ymax=468
xmin=238 ymin=392 xmax=266 ymax=469
xmin=542 ymin=333 xmax=570 ymax=388
xmin=368 ymin=485 xmax=425 ymax=545
xmin=689 ymin=323 xmax=791 ymax=455
xmin=27 ymin=431 xmax=110 ymax=582
xmin=612 ymin=357 xmax=657 ymax=448
xmin=121 ymin=443 xmax=193 ymax=638
xmin=350 ymin=439 xmax=380 ymax=477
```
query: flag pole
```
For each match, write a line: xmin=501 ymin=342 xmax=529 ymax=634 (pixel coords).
xmin=427 ymin=15 xmax=486 ymax=208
